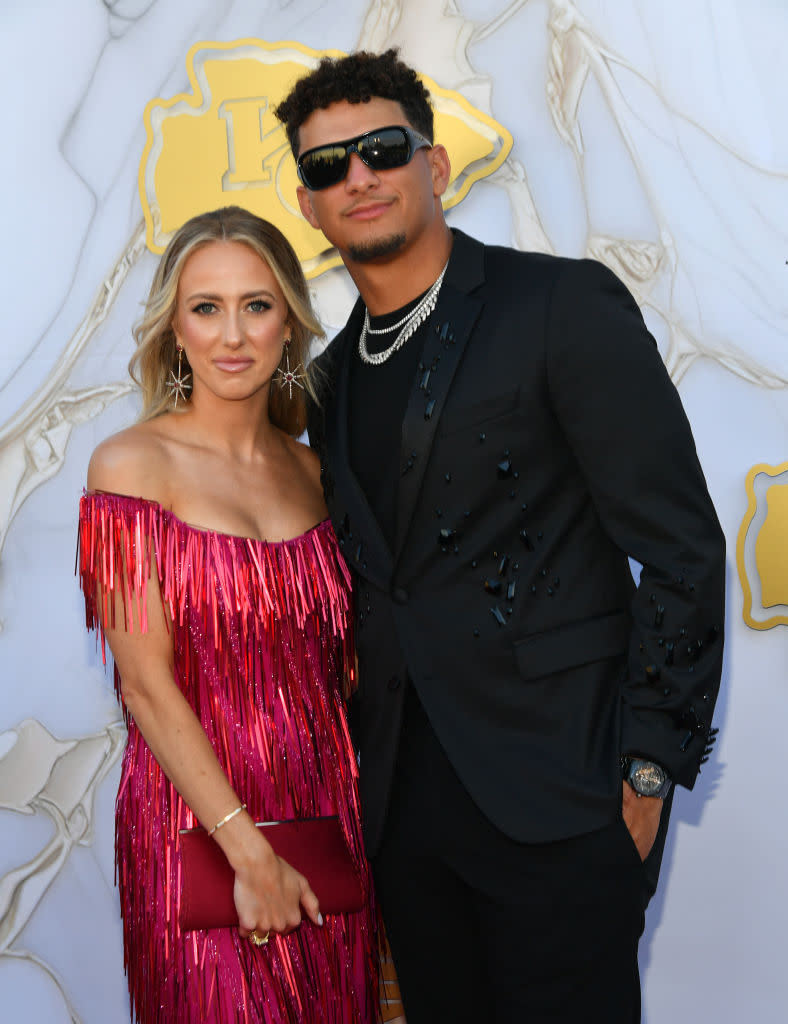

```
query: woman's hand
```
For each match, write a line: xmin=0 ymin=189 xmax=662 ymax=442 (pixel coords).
xmin=221 ymin=818 xmax=322 ymax=939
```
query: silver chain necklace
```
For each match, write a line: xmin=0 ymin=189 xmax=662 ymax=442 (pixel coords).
xmin=358 ymin=260 xmax=449 ymax=366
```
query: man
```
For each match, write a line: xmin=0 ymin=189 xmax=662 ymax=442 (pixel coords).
xmin=276 ymin=49 xmax=725 ymax=1023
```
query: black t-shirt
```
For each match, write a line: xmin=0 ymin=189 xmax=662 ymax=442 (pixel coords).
xmin=348 ymin=294 xmax=430 ymax=548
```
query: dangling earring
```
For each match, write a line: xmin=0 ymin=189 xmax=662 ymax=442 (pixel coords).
xmin=274 ymin=335 xmax=305 ymax=400
xmin=167 ymin=343 xmax=192 ymax=407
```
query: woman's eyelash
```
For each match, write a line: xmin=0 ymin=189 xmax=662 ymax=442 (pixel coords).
xmin=190 ymin=299 xmax=272 ymax=313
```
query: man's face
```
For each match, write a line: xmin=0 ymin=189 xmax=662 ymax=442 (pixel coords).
xmin=295 ymin=98 xmax=449 ymax=265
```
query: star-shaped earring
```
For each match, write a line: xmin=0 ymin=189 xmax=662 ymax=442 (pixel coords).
xmin=275 ymin=338 xmax=305 ymax=399
xmin=167 ymin=344 xmax=192 ymax=407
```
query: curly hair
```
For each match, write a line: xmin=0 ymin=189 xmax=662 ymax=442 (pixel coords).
xmin=275 ymin=49 xmax=434 ymax=156
xmin=129 ymin=206 xmax=323 ymax=435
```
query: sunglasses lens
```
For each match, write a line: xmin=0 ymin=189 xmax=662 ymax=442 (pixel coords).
xmin=299 ymin=145 xmax=349 ymax=190
xmin=358 ymin=128 xmax=411 ymax=170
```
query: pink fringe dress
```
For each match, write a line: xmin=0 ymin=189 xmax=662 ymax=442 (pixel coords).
xmin=77 ymin=491 xmax=379 ymax=1023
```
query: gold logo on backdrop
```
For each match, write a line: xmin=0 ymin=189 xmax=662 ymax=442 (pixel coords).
xmin=139 ymin=39 xmax=513 ymax=277
xmin=737 ymin=461 xmax=788 ymax=629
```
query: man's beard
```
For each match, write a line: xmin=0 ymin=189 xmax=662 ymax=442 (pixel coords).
xmin=347 ymin=232 xmax=406 ymax=263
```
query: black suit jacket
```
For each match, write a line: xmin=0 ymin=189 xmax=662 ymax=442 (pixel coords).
xmin=309 ymin=230 xmax=725 ymax=857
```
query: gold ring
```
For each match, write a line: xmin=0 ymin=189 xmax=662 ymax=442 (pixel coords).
xmin=249 ymin=930 xmax=270 ymax=947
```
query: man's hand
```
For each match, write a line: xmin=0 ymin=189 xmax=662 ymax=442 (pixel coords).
xmin=621 ymin=782 xmax=663 ymax=861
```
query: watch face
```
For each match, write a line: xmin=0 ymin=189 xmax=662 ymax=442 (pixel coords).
xmin=632 ymin=761 xmax=667 ymax=796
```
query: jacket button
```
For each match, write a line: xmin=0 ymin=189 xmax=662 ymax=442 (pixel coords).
xmin=392 ymin=587 xmax=409 ymax=604
xmin=387 ymin=676 xmax=402 ymax=691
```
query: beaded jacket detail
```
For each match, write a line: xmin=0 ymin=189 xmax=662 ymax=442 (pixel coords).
xmin=77 ymin=491 xmax=378 ymax=1023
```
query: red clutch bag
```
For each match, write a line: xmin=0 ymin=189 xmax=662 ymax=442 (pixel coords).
xmin=178 ymin=815 xmax=364 ymax=932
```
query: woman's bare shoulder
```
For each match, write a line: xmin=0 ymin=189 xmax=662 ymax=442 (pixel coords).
xmin=279 ymin=435 xmax=328 ymax=527
xmin=287 ymin=435 xmax=322 ymax=484
xmin=87 ymin=420 xmax=173 ymax=502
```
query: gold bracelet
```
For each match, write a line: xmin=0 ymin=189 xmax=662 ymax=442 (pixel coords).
xmin=208 ymin=803 xmax=246 ymax=835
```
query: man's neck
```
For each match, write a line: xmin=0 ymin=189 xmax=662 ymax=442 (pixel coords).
xmin=344 ymin=223 xmax=454 ymax=316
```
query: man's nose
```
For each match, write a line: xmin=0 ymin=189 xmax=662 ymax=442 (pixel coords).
xmin=344 ymin=152 xmax=379 ymax=190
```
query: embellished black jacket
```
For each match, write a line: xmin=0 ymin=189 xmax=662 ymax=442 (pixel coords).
xmin=308 ymin=229 xmax=726 ymax=858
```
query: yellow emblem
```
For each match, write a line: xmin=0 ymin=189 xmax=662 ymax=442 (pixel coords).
xmin=139 ymin=39 xmax=513 ymax=276
xmin=737 ymin=461 xmax=788 ymax=629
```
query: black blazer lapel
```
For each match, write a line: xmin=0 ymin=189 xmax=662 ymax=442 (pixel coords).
xmin=395 ymin=232 xmax=486 ymax=559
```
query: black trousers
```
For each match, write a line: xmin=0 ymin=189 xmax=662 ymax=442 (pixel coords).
xmin=371 ymin=687 xmax=646 ymax=1024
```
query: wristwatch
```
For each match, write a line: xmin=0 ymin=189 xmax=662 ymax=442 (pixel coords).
xmin=621 ymin=756 xmax=673 ymax=799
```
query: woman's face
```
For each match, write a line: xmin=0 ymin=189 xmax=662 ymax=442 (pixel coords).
xmin=172 ymin=240 xmax=290 ymax=407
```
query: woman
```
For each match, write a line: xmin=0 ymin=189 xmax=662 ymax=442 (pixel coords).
xmin=78 ymin=207 xmax=400 ymax=1022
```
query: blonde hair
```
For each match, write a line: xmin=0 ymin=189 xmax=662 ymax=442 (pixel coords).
xmin=130 ymin=206 xmax=323 ymax=435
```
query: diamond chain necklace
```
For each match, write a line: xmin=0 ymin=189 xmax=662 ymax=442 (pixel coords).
xmin=358 ymin=259 xmax=450 ymax=366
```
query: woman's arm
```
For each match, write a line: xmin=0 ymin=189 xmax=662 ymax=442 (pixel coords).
xmin=87 ymin=441 xmax=321 ymax=937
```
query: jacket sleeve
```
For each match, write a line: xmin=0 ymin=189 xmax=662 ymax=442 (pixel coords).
xmin=545 ymin=258 xmax=725 ymax=789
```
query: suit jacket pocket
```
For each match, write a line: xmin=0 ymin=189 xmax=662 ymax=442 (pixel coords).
xmin=513 ymin=610 xmax=630 ymax=680
xmin=439 ymin=387 xmax=520 ymax=437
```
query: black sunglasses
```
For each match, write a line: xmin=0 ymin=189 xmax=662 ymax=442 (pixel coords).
xmin=297 ymin=125 xmax=432 ymax=191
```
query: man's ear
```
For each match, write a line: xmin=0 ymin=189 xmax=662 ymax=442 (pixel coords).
xmin=296 ymin=185 xmax=321 ymax=229
xmin=430 ymin=144 xmax=452 ymax=199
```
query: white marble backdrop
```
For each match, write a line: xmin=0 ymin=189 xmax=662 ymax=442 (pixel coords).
xmin=2 ymin=1 xmax=786 ymax=1020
